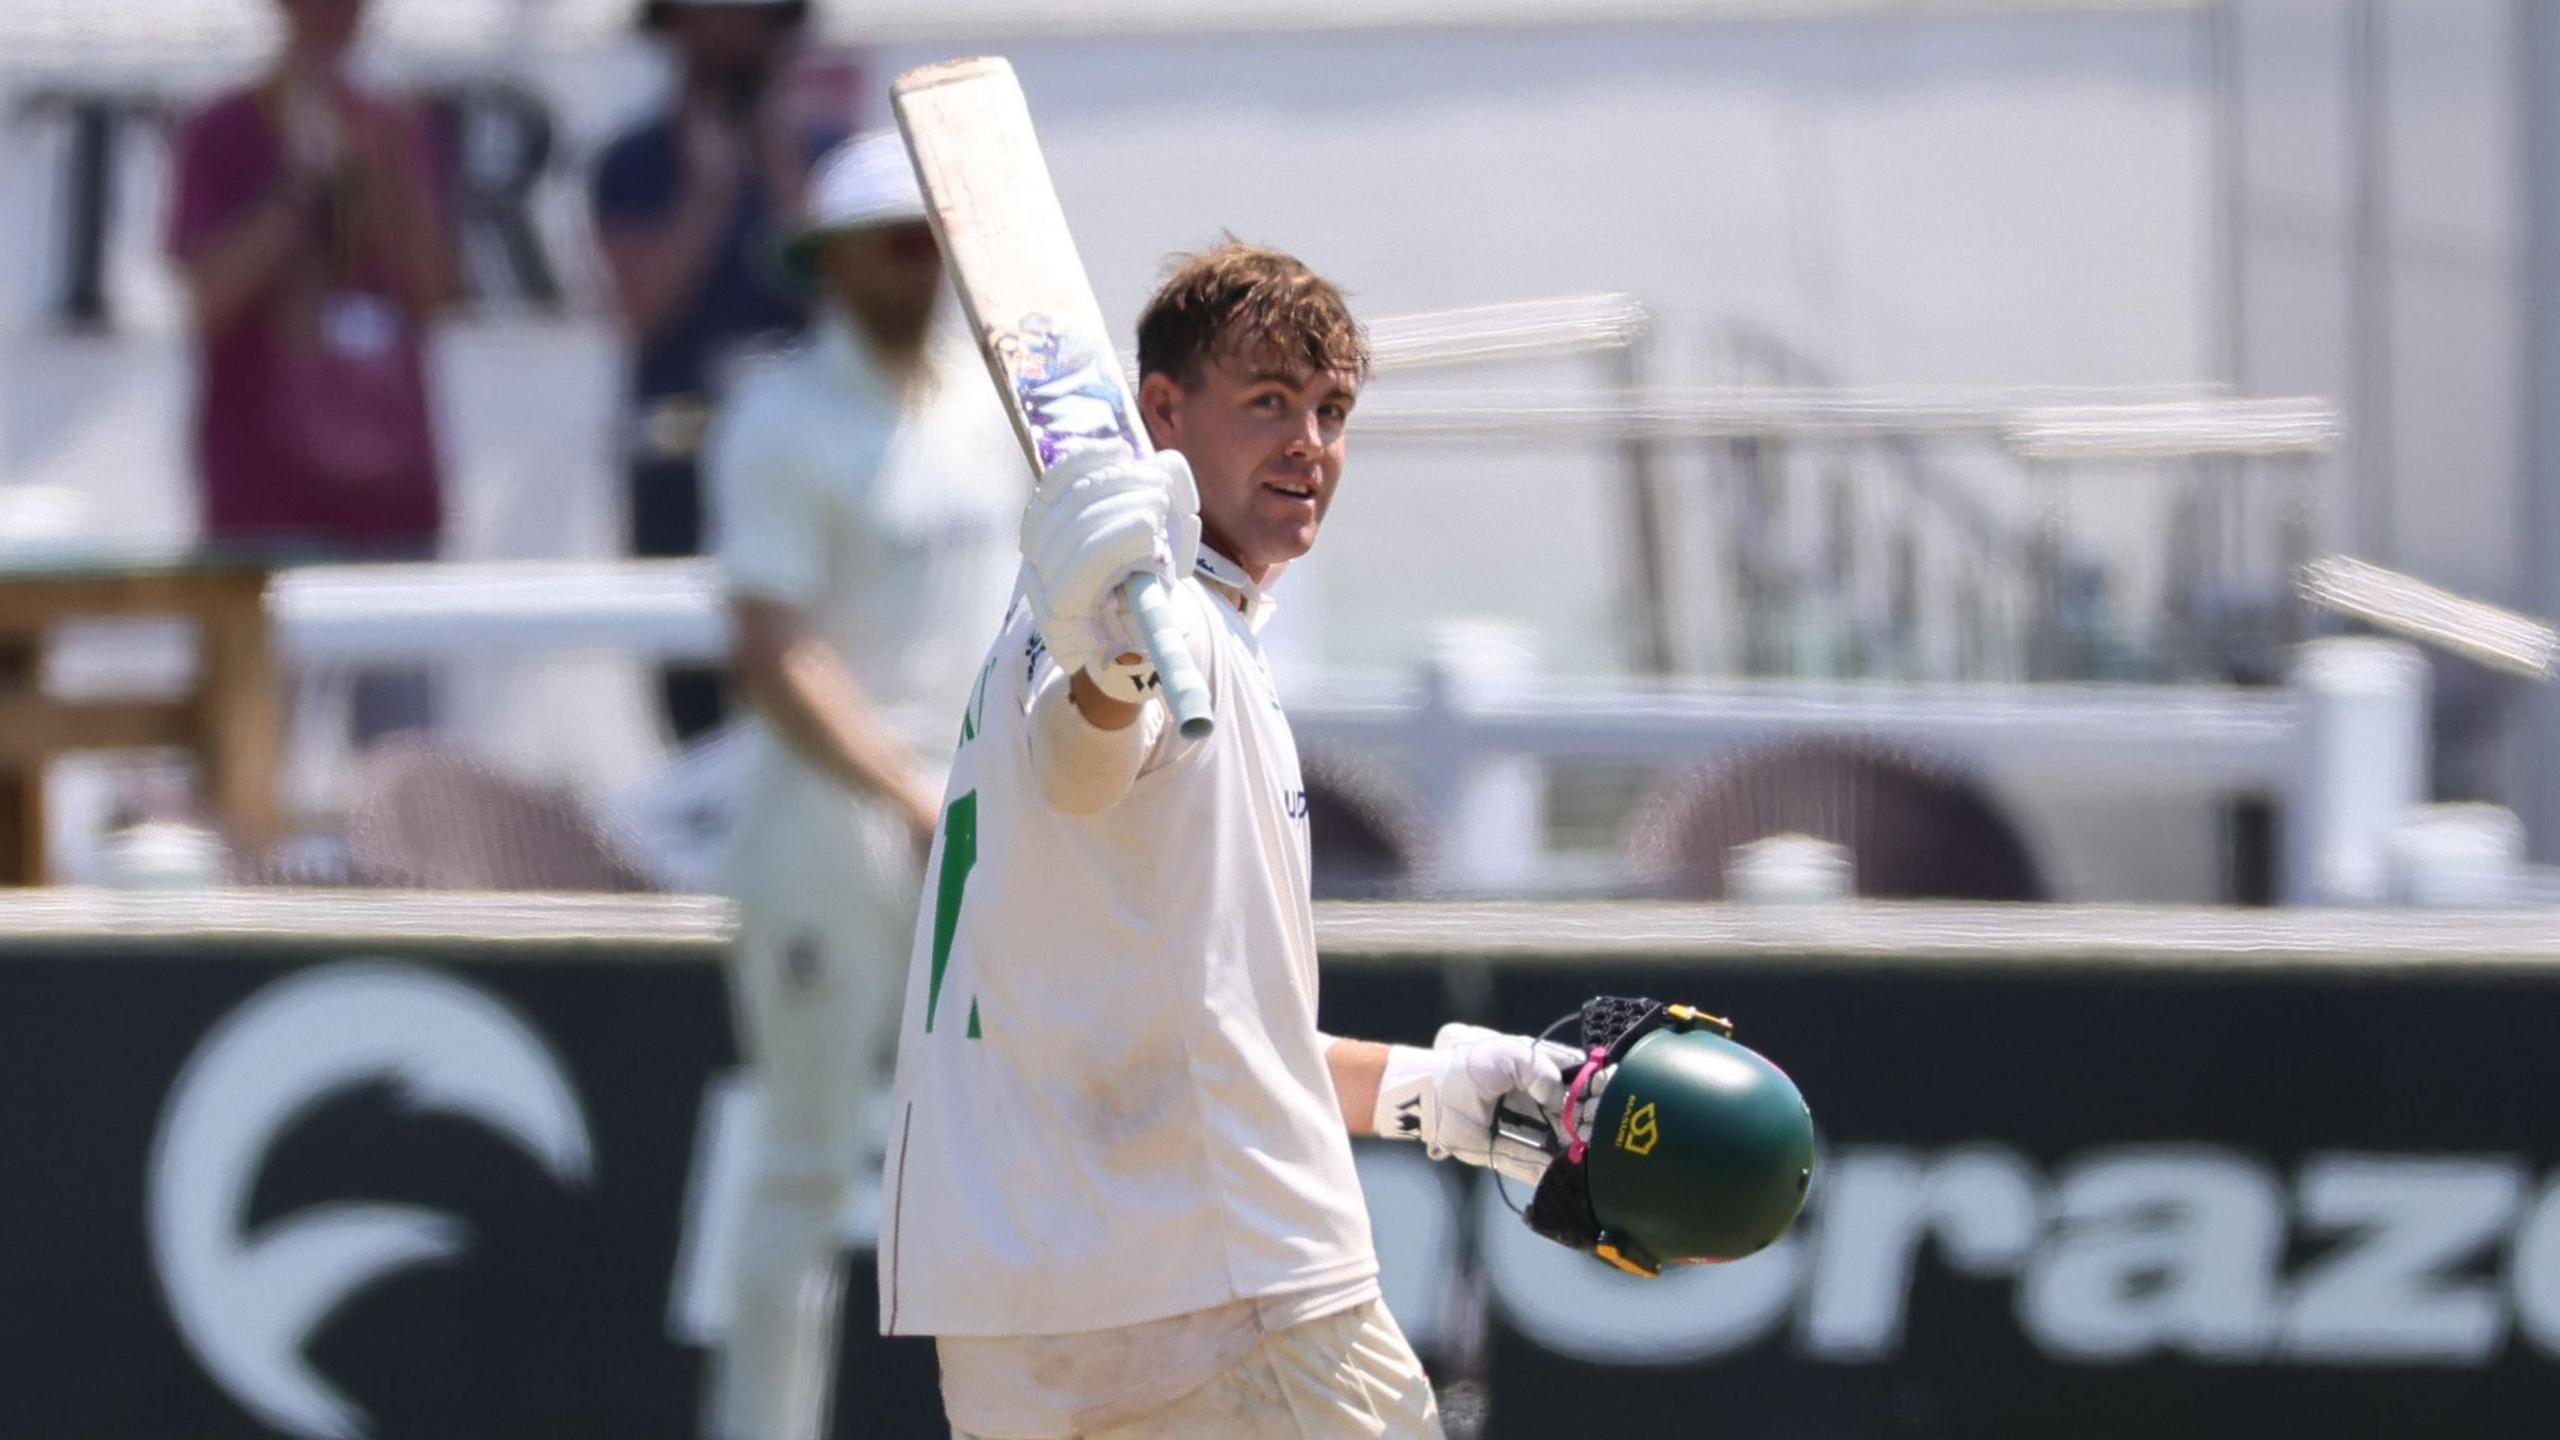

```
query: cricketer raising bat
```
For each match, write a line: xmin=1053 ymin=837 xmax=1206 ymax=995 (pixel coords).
xmin=893 ymin=56 xmax=1216 ymax=740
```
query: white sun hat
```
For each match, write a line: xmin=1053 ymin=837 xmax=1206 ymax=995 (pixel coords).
xmin=778 ymin=130 xmax=930 ymax=277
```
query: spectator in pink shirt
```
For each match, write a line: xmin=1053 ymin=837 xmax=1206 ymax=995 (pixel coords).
xmin=165 ymin=0 xmax=454 ymax=737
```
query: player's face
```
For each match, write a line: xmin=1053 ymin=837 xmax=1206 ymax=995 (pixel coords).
xmin=818 ymin=223 xmax=943 ymax=350
xmin=1143 ymin=351 xmax=1358 ymax=581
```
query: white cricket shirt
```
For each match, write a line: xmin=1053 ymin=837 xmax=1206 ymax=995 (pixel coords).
xmin=707 ymin=314 xmax=1024 ymax=837
xmin=877 ymin=555 xmax=1378 ymax=1340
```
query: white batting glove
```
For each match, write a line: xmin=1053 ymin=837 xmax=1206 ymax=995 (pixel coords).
xmin=1373 ymin=1023 xmax=1582 ymax=1186
xmin=1019 ymin=443 xmax=1202 ymax=702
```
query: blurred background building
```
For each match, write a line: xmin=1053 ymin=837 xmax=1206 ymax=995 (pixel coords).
xmin=10 ymin=0 xmax=2552 ymax=909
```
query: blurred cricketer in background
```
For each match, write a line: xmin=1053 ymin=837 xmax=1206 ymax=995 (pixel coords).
xmin=880 ymin=243 xmax=1577 ymax=1439
xmin=596 ymin=0 xmax=837 ymax=744
xmin=702 ymin=132 xmax=1021 ymax=1440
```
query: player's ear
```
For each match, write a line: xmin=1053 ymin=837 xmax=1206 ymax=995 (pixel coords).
xmin=1137 ymin=370 xmax=1185 ymax=451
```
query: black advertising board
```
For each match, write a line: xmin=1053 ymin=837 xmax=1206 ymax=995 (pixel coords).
xmin=1318 ymin=958 xmax=2560 ymax=1440
xmin=0 ymin=945 xmax=796 ymax=1438
xmin=0 ymin=900 xmax=949 ymax=1440
xmin=7 ymin=899 xmax=2560 ymax=1437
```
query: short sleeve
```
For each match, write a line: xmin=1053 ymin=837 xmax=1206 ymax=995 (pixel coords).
xmin=165 ymin=94 xmax=268 ymax=262
xmin=590 ymin=123 xmax=677 ymax=229
xmin=707 ymin=378 xmax=825 ymax=605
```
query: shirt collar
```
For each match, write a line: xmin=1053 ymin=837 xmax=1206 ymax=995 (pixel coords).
xmin=1194 ymin=545 xmax=1279 ymax=633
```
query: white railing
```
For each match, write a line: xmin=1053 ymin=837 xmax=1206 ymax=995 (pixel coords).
xmin=1290 ymin=627 xmax=2424 ymax=906
xmin=272 ymin=560 xmax=726 ymax=664
xmin=1353 ymin=388 xmax=2338 ymax=453
xmin=259 ymin=563 xmax=2443 ymax=907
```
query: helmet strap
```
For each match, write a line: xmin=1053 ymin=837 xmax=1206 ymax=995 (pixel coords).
xmin=1557 ymin=1046 xmax=1609 ymax=1165
xmin=1593 ymin=1236 xmax=1664 ymax=1279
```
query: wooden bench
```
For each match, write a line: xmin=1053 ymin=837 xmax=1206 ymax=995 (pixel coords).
xmin=0 ymin=554 xmax=279 ymax=884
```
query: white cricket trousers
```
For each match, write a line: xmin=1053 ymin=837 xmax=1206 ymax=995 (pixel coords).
xmin=951 ymin=1302 xmax=1445 ymax=1440
xmin=710 ymin=789 xmax=923 ymax=1440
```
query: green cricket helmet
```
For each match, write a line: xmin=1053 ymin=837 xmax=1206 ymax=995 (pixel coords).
xmin=1524 ymin=997 xmax=1815 ymax=1277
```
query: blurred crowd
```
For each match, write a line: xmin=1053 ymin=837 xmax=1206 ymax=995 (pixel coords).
xmin=167 ymin=0 xmax=841 ymax=750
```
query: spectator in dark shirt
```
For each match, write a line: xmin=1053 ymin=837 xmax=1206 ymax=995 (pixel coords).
xmin=166 ymin=0 xmax=454 ymax=741
xmin=593 ymin=0 xmax=835 ymax=745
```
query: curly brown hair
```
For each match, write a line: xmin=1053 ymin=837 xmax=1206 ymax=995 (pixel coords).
xmin=1135 ymin=239 xmax=1369 ymax=389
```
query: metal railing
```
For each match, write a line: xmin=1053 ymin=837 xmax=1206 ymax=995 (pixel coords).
xmin=1356 ymin=381 xmax=2340 ymax=681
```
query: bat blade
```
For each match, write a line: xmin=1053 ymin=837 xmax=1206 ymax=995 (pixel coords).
xmin=893 ymin=57 xmax=1143 ymax=472
xmin=893 ymin=58 xmax=1214 ymax=737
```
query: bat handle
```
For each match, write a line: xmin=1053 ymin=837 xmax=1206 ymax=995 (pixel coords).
xmin=1122 ymin=570 xmax=1215 ymax=740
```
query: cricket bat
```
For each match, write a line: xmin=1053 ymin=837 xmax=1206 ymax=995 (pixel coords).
xmin=893 ymin=56 xmax=1216 ymax=740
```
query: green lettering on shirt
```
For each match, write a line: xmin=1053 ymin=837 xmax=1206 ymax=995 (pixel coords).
xmin=924 ymin=790 xmax=976 ymax=1033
